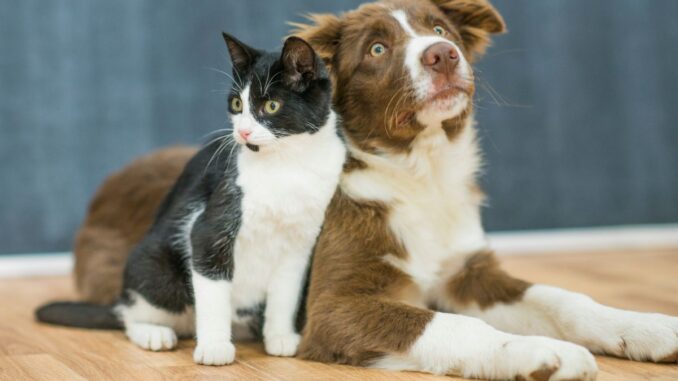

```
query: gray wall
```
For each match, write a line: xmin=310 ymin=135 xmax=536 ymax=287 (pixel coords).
xmin=1 ymin=0 xmax=677 ymax=254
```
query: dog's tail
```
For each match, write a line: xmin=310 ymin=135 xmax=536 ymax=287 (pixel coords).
xmin=35 ymin=301 xmax=122 ymax=330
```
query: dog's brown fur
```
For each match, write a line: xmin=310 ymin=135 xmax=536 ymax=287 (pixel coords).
xmin=74 ymin=146 xmax=196 ymax=304
xmin=447 ymin=250 xmax=530 ymax=309
xmin=291 ymin=0 xmax=513 ymax=364
xmin=300 ymin=190 xmax=435 ymax=365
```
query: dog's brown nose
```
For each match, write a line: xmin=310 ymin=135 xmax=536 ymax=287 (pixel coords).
xmin=421 ymin=42 xmax=459 ymax=73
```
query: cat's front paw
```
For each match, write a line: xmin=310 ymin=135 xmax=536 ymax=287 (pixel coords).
xmin=264 ymin=332 xmax=301 ymax=357
xmin=592 ymin=311 xmax=678 ymax=363
xmin=125 ymin=323 xmax=178 ymax=351
xmin=193 ymin=341 xmax=236 ymax=366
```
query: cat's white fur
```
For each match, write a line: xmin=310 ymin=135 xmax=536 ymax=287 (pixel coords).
xmin=119 ymin=83 xmax=346 ymax=365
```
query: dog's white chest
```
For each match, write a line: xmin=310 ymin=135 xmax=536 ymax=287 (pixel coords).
xmin=386 ymin=177 xmax=486 ymax=295
xmin=344 ymin=124 xmax=487 ymax=296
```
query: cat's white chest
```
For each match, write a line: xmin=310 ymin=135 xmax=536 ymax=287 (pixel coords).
xmin=229 ymin=124 xmax=345 ymax=314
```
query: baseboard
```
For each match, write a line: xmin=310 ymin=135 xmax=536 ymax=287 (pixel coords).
xmin=1 ymin=224 xmax=677 ymax=278
xmin=0 ymin=253 xmax=73 ymax=279
xmin=490 ymin=223 xmax=678 ymax=255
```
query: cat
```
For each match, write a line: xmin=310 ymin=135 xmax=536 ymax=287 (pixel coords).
xmin=36 ymin=33 xmax=346 ymax=366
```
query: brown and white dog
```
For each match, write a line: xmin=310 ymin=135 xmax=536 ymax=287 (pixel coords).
xmin=291 ymin=0 xmax=677 ymax=379
xmin=73 ymin=0 xmax=678 ymax=379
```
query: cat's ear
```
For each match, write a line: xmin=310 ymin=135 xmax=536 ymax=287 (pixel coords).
xmin=222 ymin=32 xmax=259 ymax=73
xmin=281 ymin=36 xmax=317 ymax=92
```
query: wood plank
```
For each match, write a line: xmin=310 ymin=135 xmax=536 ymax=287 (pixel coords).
xmin=0 ymin=250 xmax=676 ymax=380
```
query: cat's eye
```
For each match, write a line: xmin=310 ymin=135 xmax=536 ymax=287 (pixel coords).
xmin=263 ymin=100 xmax=281 ymax=115
xmin=433 ymin=25 xmax=447 ymax=36
xmin=369 ymin=43 xmax=387 ymax=57
xmin=230 ymin=97 xmax=243 ymax=113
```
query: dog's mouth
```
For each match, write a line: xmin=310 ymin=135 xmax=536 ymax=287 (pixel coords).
xmin=427 ymin=84 xmax=470 ymax=103
xmin=394 ymin=85 xmax=470 ymax=127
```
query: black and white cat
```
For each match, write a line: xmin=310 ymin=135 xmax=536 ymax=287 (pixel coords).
xmin=36 ymin=34 xmax=346 ymax=366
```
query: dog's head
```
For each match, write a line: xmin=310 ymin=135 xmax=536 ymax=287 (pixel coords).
xmin=293 ymin=0 xmax=504 ymax=152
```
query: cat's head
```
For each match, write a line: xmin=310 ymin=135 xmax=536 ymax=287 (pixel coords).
xmin=222 ymin=33 xmax=332 ymax=152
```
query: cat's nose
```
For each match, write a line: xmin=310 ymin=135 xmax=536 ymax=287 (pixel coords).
xmin=238 ymin=130 xmax=252 ymax=140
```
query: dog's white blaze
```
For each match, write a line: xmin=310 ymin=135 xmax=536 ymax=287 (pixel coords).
xmin=391 ymin=10 xmax=417 ymax=37
xmin=391 ymin=10 xmax=472 ymax=100
xmin=231 ymin=84 xmax=276 ymax=147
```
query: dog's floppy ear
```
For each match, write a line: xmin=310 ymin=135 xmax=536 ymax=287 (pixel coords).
xmin=432 ymin=0 xmax=506 ymax=62
xmin=288 ymin=14 xmax=342 ymax=70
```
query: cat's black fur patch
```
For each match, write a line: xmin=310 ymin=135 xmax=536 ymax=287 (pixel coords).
xmin=225 ymin=34 xmax=332 ymax=139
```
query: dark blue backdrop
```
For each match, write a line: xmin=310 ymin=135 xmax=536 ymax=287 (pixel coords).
xmin=1 ymin=0 xmax=677 ymax=253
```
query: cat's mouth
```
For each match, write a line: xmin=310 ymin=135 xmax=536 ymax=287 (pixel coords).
xmin=246 ymin=143 xmax=259 ymax=152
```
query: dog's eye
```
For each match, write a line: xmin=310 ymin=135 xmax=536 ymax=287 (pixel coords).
xmin=230 ymin=97 xmax=243 ymax=113
xmin=263 ymin=100 xmax=281 ymax=115
xmin=369 ymin=43 xmax=387 ymax=57
xmin=433 ymin=25 xmax=446 ymax=36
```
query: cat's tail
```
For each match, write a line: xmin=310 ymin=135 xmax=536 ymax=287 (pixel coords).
xmin=35 ymin=301 xmax=122 ymax=330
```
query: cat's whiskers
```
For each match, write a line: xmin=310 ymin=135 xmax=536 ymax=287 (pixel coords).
xmin=223 ymin=138 xmax=241 ymax=173
xmin=263 ymin=71 xmax=282 ymax=97
xmin=207 ymin=67 xmax=243 ymax=93
xmin=202 ymin=128 xmax=233 ymax=142
xmin=263 ymin=66 xmax=272 ymax=97
xmin=254 ymin=71 xmax=264 ymax=95
xmin=233 ymin=69 xmax=246 ymax=94
xmin=204 ymin=135 xmax=235 ymax=175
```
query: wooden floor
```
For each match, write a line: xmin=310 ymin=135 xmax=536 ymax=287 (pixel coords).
xmin=1 ymin=250 xmax=677 ymax=381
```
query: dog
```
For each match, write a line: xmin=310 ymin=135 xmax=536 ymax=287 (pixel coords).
xmin=293 ymin=0 xmax=678 ymax=378
xmin=72 ymin=0 xmax=678 ymax=379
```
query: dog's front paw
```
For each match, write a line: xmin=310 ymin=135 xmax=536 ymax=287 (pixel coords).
xmin=193 ymin=341 xmax=236 ymax=366
xmin=503 ymin=336 xmax=598 ymax=381
xmin=593 ymin=311 xmax=678 ymax=363
xmin=264 ymin=332 xmax=301 ymax=357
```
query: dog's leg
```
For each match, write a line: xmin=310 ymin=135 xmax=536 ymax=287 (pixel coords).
xmin=301 ymin=296 xmax=597 ymax=380
xmin=442 ymin=250 xmax=678 ymax=363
